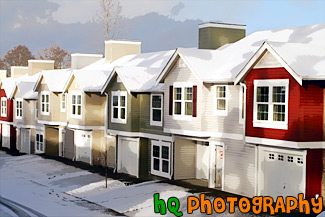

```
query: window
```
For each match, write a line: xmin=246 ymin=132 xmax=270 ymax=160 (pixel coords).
xmin=215 ymin=85 xmax=228 ymax=116
xmin=173 ymin=82 xmax=193 ymax=119
xmin=239 ymin=84 xmax=246 ymax=123
xmin=71 ymin=92 xmax=82 ymax=118
xmin=61 ymin=93 xmax=67 ymax=112
xmin=150 ymin=94 xmax=163 ymax=126
xmin=35 ymin=101 xmax=38 ymax=120
xmin=41 ymin=92 xmax=50 ymax=115
xmin=1 ymin=97 xmax=7 ymax=117
xmin=253 ymin=79 xmax=289 ymax=129
xmin=16 ymin=99 xmax=23 ymax=119
xmin=111 ymin=91 xmax=127 ymax=124
xmin=35 ymin=133 xmax=44 ymax=153
xmin=151 ymin=141 xmax=171 ymax=178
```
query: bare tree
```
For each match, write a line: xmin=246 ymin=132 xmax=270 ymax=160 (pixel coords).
xmin=38 ymin=43 xmax=70 ymax=69
xmin=0 ymin=45 xmax=35 ymax=74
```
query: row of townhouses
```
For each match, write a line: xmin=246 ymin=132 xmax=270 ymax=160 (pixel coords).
xmin=1 ymin=22 xmax=324 ymax=201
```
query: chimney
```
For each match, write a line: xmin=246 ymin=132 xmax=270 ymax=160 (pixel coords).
xmin=0 ymin=70 xmax=7 ymax=78
xmin=11 ymin=66 xmax=29 ymax=78
xmin=198 ymin=22 xmax=246 ymax=49
xmin=105 ymin=40 xmax=141 ymax=63
xmin=71 ymin=53 xmax=103 ymax=69
xmin=28 ymin=60 xmax=55 ymax=76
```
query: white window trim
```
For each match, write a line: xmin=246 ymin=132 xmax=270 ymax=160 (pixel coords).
xmin=150 ymin=94 xmax=163 ymax=127
xmin=253 ymin=79 xmax=289 ymax=130
xmin=61 ymin=93 xmax=67 ymax=112
xmin=1 ymin=97 xmax=7 ymax=117
xmin=151 ymin=140 xmax=172 ymax=179
xmin=15 ymin=98 xmax=23 ymax=119
xmin=35 ymin=132 xmax=45 ymax=154
xmin=111 ymin=91 xmax=127 ymax=124
xmin=71 ymin=91 xmax=82 ymax=119
xmin=40 ymin=91 xmax=50 ymax=116
xmin=214 ymin=85 xmax=228 ymax=116
xmin=239 ymin=84 xmax=246 ymax=124
xmin=173 ymin=82 xmax=193 ymax=121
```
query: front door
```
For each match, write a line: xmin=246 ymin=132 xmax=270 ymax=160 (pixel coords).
xmin=75 ymin=130 xmax=92 ymax=164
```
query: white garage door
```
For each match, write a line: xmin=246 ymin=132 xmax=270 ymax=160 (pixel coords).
xmin=21 ymin=129 xmax=31 ymax=154
xmin=75 ymin=130 xmax=92 ymax=164
xmin=2 ymin=124 xmax=10 ymax=149
xmin=261 ymin=149 xmax=305 ymax=199
xmin=118 ymin=137 xmax=139 ymax=177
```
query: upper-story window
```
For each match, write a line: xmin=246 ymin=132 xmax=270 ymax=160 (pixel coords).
xmin=1 ymin=97 xmax=7 ymax=117
xmin=172 ymin=82 xmax=197 ymax=120
xmin=215 ymin=85 xmax=228 ymax=116
xmin=253 ymin=79 xmax=289 ymax=129
xmin=71 ymin=92 xmax=82 ymax=118
xmin=150 ymin=94 xmax=163 ymax=126
xmin=61 ymin=93 xmax=67 ymax=112
xmin=16 ymin=99 xmax=23 ymax=119
xmin=41 ymin=91 xmax=50 ymax=115
xmin=111 ymin=91 xmax=127 ymax=124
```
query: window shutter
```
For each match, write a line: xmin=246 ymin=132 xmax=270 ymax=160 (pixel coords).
xmin=169 ymin=85 xmax=173 ymax=115
xmin=193 ymin=85 xmax=197 ymax=117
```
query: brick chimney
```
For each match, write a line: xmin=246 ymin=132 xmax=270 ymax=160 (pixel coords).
xmin=198 ymin=22 xmax=246 ymax=49
xmin=105 ymin=40 xmax=141 ymax=63
xmin=71 ymin=53 xmax=103 ymax=69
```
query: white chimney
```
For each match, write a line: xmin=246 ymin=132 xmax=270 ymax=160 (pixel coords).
xmin=71 ymin=53 xmax=103 ymax=69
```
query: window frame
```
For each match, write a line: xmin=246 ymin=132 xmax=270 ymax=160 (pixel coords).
xmin=16 ymin=98 xmax=23 ymax=119
xmin=61 ymin=93 xmax=67 ymax=112
xmin=151 ymin=140 xmax=171 ymax=179
xmin=71 ymin=91 xmax=82 ymax=119
xmin=150 ymin=94 xmax=163 ymax=127
xmin=111 ymin=91 xmax=127 ymax=124
xmin=35 ymin=132 xmax=45 ymax=154
xmin=239 ymin=84 xmax=246 ymax=124
xmin=1 ymin=97 xmax=7 ymax=117
xmin=253 ymin=79 xmax=289 ymax=130
xmin=40 ymin=91 xmax=50 ymax=116
xmin=214 ymin=85 xmax=228 ymax=116
xmin=172 ymin=82 xmax=193 ymax=121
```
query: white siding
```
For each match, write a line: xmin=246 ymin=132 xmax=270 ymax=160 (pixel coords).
xmin=222 ymin=138 xmax=256 ymax=197
xmin=164 ymin=58 xmax=202 ymax=131
xmin=254 ymin=51 xmax=282 ymax=69
xmin=174 ymin=137 xmax=196 ymax=180
xmin=202 ymin=84 xmax=243 ymax=134
xmin=196 ymin=142 xmax=209 ymax=179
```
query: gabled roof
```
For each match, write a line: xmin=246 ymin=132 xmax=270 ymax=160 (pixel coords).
xmin=70 ymin=50 xmax=174 ymax=92
xmin=234 ymin=41 xmax=325 ymax=84
xmin=157 ymin=23 xmax=325 ymax=84
xmin=34 ymin=69 xmax=72 ymax=92
xmin=103 ymin=66 xmax=164 ymax=94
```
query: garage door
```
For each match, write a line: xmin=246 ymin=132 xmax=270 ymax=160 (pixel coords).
xmin=118 ymin=137 xmax=139 ymax=177
xmin=262 ymin=150 xmax=305 ymax=199
xmin=2 ymin=124 xmax=10 ymax=149
xmin=75 ymin=130 xmax=92 ymax=164
xmin=21 ymin=129 xmax=31 ymax=154
xmin=64 ymin=129 xmax=75 ymax=160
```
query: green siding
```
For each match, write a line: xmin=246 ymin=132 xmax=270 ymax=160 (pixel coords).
xmin=199 ymin=27 xmax=245 ymax=49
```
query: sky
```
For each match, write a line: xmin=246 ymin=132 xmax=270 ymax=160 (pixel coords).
xmin=0 ymin=0 xmax=324 ymax=57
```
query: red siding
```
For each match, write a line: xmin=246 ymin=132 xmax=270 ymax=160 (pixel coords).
xmin=306 ymin=149 xmax=323 ymax=200
xmin=0 ymin=89 xmax=14 ymax=122
xmin=246 ymin=67 xmax=324 ymax=142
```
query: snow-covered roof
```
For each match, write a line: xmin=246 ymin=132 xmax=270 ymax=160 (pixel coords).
xmin=72 ymin=50 xmax=174 ymax=92
xmin=35 ymin=69 xmax=72 ymax=92
xmin=1 ymin=77 xmax=16 ymax=98
xmin=158 ymin=23 xmax=325 ymax=84
xmin=105 ymin=66 xmax=164 ymax=94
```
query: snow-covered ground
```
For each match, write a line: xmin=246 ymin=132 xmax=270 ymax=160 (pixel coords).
xmin=0 ymin=151 xmax=292 ymax=217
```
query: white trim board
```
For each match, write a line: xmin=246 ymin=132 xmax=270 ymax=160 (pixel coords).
xmin=199 ymin=23 xmax=246 ymax=30
xmin=67 ymin=124 xmax=105 ymax=130
xmin=37 ymin=120 xmax=67 ymax=126
xmin=107 ymin=129 xmax=173 ymax=142
xmin=13 ymin=124 xmax=36 ymax=129
xmin=0 ymin=121 xmax=14 ymax=125
xmin=163 ymin=128 xmax=243 ymax=140
xmin=246 ymin=136 xmax=325 ymax=149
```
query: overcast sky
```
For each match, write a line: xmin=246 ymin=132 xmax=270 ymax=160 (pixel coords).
xmin=0 ymin=0 xmax=324 ymax=56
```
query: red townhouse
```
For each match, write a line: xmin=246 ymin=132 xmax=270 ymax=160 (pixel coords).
xmin=235 ymin=40 xmax=325 ymax=200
